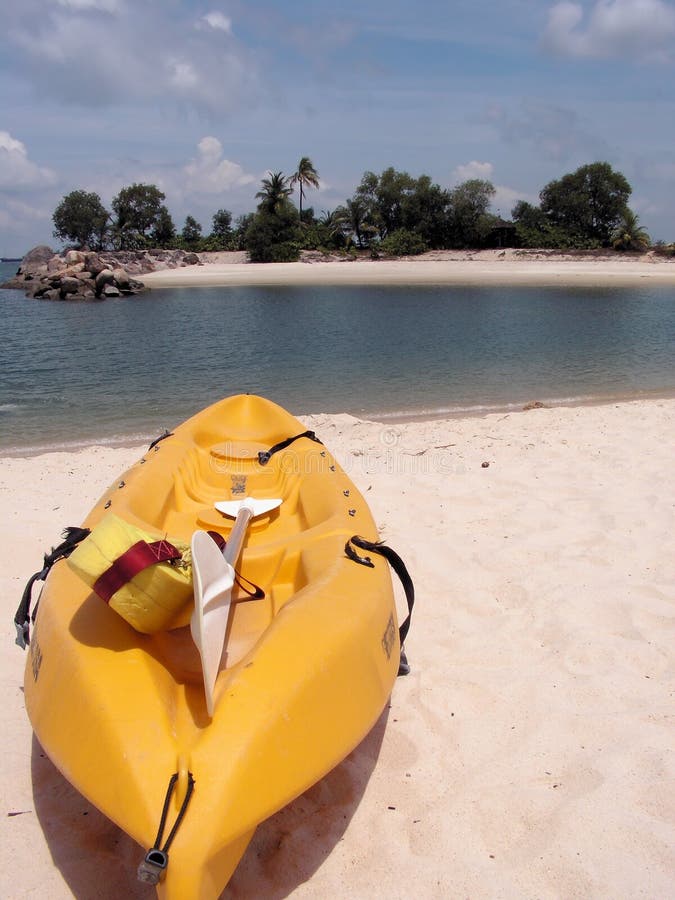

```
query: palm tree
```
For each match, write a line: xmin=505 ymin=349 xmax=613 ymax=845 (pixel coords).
xmin=255 ymin=172 xmax=293 ymax=214
xmin=334 ymin=198 xmax=376 ymax=248
xmin=316 ymin=209 xmax=346 ymax=249
xmin=290 ymin=157 xmax=320 ymax=221
xmin=611 ymin=210 xmax=650 ymax=252
xmin=319 ymin=209 xmax=340 ymax=234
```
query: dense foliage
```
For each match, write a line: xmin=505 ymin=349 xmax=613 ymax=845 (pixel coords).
xmin=246 ymin=202 xmax=301 ymax=263
xmin=51 ymin=159 xmax=654 ymax=261
xmin=447 ymin=179 xmax=496 ymax=248
xmin=513 ymin=162 xmax=643 ymax=250
xmin=111 ymin=183 xmax=169 ymax=249
xmin=181 ymin=215 xmax=203 ymax=247
xmin=378 ymin=228 xmax=429 ymax=256
xmin=611 ymin=210 xmax=650 ymax=252
xmin=52 ymin=190 xmax=109 ymax=249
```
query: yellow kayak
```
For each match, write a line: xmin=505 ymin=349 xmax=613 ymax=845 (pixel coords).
xmin=18 ymin=394 xmax=412 ymax=898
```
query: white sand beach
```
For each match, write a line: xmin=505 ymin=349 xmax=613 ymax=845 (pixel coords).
xmin=140 ymin=249 xmax=675 ymax=289
xmin=2 ymin=397 xmax=674 ymax=898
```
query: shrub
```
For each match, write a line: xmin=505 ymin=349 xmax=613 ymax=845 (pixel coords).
xmin=265 ymin=241 xmax=302 ymax=263
xmin=378 ymin=228 xmax=428 ymax=256
xmin=651 ymin=241 xmax=674 ymax=257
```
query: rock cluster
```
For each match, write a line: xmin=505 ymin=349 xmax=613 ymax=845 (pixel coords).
xmin=1 ymin=245 xmax=202 ymax=300
xmin=124 ymin=248 xmax=201 ymax=274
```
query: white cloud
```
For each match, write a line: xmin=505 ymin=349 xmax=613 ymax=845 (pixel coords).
xmin=5 ymin=2 xmax=255 ymax=112
xmin=492 ymin=184 xmax=534 ymax=216
xmin=0 ymin=131 xmax=57 ymax=190
xmin=198 ymin=11 xmax=232 ymax=34
xmin=543 ymin=0 xmax=675 ymax=62
xmin=452 ymin=161 xmax=494 ymax=183
xmin=167 ymin=60 xmax=199 ymax=91
xmin=71 ymin=138 xmax=258 ymax=224
xmin=183 ymin=137 xmax=256 ymax=194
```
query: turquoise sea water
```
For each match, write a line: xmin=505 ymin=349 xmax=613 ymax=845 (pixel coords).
xmin=1 ymin=260 xmax=674 ymax=453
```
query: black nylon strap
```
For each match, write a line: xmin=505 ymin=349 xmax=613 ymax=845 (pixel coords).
xmin=206 ymin=531 xmax=265 ymax=600
xmin=138 ymin=771 xmax=195 ymax=885
xmin=346 ymin=534 xmax=415 ymax=646
xmin=234 ymin=571 xmax=265 ymax=601
xmin=148 ymin=430 xmax=173 ymax=450
xmin=152 ymin=772 xmax=195 ymax=854
xmin=14 ymin=527 xmax=91 ymax=649
xmin=258 ymin=430 xmax=323 ymax=466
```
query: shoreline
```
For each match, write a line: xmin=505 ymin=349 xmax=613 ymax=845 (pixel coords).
xmin=3 ymin=388 xmax=675 ymax=458
xmin=141 ymin=249 xmax=675 ymax=289
xmin=3 ymin=396 xmax=674 ymax=898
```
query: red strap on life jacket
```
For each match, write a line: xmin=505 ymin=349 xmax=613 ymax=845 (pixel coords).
xmin=93 ymin=539 xmax=182 ymax=603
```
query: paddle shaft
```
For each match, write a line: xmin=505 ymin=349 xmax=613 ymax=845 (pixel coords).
xmin=223 ymin=505 xmax=254 ymax=568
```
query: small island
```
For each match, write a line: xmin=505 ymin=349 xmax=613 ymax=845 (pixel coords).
xmin=3 ymin=158 xmax=674 ymax=300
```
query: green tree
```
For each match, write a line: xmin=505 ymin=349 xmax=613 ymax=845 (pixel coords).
xmin=447 ymin=179 xmax=496 ymax=248
xmin=290 ymin=157 xmax=320 ymax=222
xmin=150 ymin=205 xmax=176 ymax=248
xmin=348 ymin=168 xmax=449 ymax=248
xmin=511 ymin=200 xmax=578 ymax=249
xmin=232 ymin=213 xmax=254 ymax=250
xmin=181 ymin=215 xmax=202 ymax=247
xmin=52 ymin=190 xmax=110 ymax=250
xmin=333 ymin=198 xmax=377 ymax=248
xmin=400 ymin=175 xmax=450 ymax=249
xmin=611 ymin=209 xmax=650 ymax=251
xmin=211 ymin=209 xmax=233 ymax=246
xmin=539 ymin=162 xmax=631 ymax=247
xmin=247 ymin=172 xmax=300 ymax=262
xmin=355 ymin=168 xmax=417 ymax=239
xmin=245 ymin=205 xmax=300 ymax=262
xmin=317 ymin=210 xmax=347 ymax=249
xmin=255 ymin=172 xmax=293 ymax=214
xmin=112 ymin=183 xmax=167 ymax=249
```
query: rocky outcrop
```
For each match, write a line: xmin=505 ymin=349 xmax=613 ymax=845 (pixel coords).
xmin=20 ymin=245 xmax=55 ymax=269
xmin=1 ymin=246 xmax=204 ymax=300
xmin=1 ymin=247 xmax=142 ymax=300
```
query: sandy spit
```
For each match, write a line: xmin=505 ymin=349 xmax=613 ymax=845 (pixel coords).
xmin=140 ymin=249 xmax=675 ymax=289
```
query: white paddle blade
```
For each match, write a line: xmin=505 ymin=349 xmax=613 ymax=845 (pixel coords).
xmin=215 ymin=497 xmax=283 ymax=518
xmin=190 ymin=530 xmax=236 ymax=718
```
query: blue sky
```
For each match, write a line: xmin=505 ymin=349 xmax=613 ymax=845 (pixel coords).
xmin=1 ymin=0 xmax=675 ymax=256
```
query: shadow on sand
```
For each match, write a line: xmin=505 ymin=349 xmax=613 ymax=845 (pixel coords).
xmin=31 ymin=705 xmax=390 ymax=898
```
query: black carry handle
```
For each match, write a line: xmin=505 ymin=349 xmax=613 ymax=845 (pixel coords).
xmin=258 ymin=430 xmax=323 ymax=466
xmin=345 ymin=535 xmax=415 ymax=674
xmin=14 ymin=526 xmax=91 ymax=649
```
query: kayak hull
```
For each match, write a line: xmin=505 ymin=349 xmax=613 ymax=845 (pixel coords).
xmin=23 ymin=394 xmax=401 ymax=897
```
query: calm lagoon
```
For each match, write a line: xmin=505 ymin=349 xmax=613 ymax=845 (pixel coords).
xmin=1 ymin=263 xmax=674 ymax=453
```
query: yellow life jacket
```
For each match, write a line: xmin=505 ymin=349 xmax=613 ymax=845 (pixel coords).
xmin=67 ymin=513 xmax=192 ymax=633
